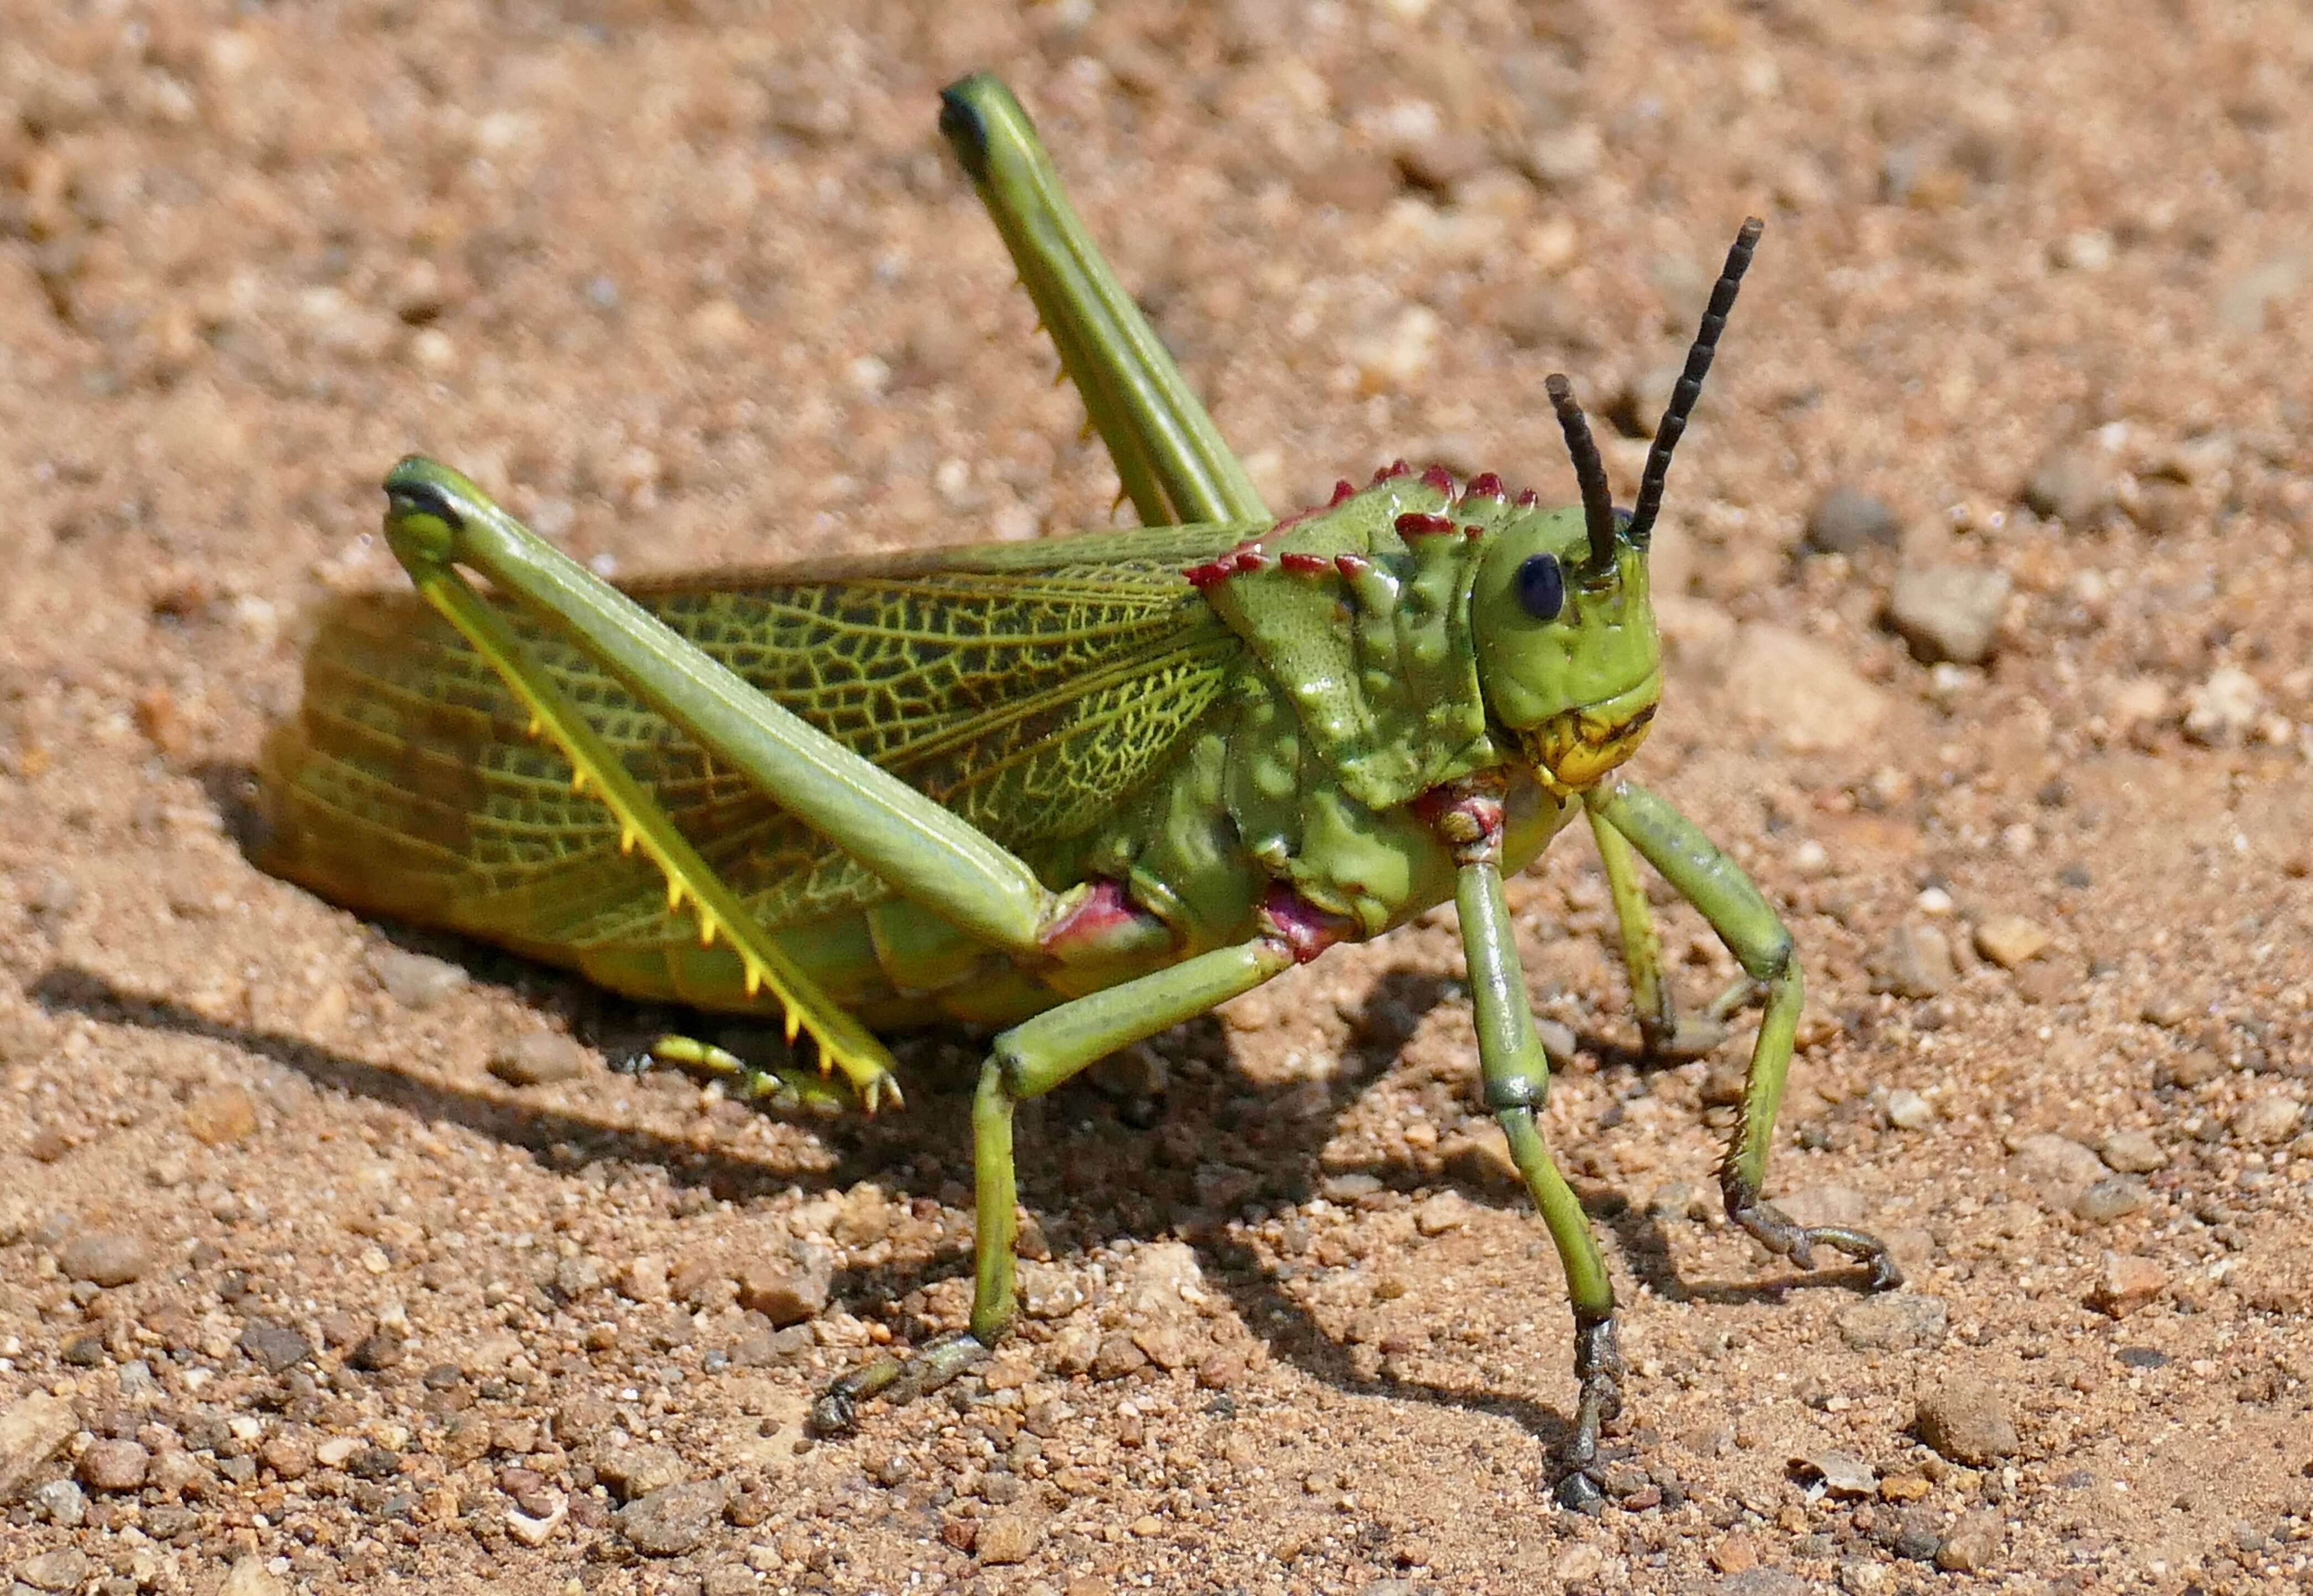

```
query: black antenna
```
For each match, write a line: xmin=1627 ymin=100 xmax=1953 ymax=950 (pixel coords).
xmin=1625 ymin=215 xmax=1763 ymax=547
xmin=1545 ymin=373 xmax=1618 ymax=575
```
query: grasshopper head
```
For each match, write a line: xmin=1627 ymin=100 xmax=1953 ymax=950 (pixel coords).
xmin=1470 ymin=217 xmax=1763 ymax=793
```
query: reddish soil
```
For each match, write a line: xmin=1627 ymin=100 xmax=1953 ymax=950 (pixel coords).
xmin=3 ymin=4 xmax=2310 ymax=1594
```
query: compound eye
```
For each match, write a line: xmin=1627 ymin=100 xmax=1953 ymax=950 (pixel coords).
xmin=1513 ymin=551 xmax=1565 ymax=622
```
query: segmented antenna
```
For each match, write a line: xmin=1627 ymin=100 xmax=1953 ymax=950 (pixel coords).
xmin=1545 ymin=373 xmax=1618 ymax=576
xmin=1625 ymin=215 xmax=1763 ymax=547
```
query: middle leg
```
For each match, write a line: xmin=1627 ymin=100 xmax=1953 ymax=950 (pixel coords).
xmin=810 ymin=933 xmax=1296 ymax=1434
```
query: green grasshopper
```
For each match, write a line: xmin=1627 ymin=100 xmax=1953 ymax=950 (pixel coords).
xmin=258 ymin=73 xmax=1896 ymax=1504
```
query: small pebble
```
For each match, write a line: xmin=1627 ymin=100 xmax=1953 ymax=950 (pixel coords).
xmin=2182 ymin=667 xmax=2264 ymax=747
xmin=2098 ymin=1129 xmax=2167 ymax=1173
xmin=14 ymin=1548 xmax=91 ymax=1593
xmin=34 ymin=1478 xmax=86 ymax=1533
xmin=1888 ymin=565 xmax=2012 ymax=665
xmin=259 ymin=1432 xmax=314 ymax=1479
xmin=487 ymin=1033 xmax=593 ymax=1086
xmin=2091 ymin=1252 xmax=2168 ymax=1318
xmin=736 ymin=1250 xmax=832 ymax=1328
xmin=1092 ymin=1332 xmax=1149 ymax=1381
xmin=1792 ymin=1450 xmax=1876 ymax=1497
xmin=2231 ymin=1094 xmax=2304 ymax=1145
xmin=2022 ymin=444 xmax=2113 ymax=525
xmin=1883 ymin=1089 xmax=1933 ymax=1130
xmin=1413 ymin=1192 xmax=1470 ymax=1235
xmin=77 ymin=1438 xmax=150 ymax=1492
xmin=618 ymin=1479 xmax=730 ymax=1557
xmin=1771 ymin=1185 xmax=1867 ymax=1231
xmin=239 ymin=1321 xmax=313 ymax=1373
xmin=1870 ymin=922 xmax=1952 ymax=998
xmin=2072 ymin=1176 xmax=2151 ymax=1224
xmin=314 ymin=1436 xmax=362 ymax=1469
xmin=182 ymin=1085 xmax=260 ymax=1146
xmin=1131 ymin=1325 xmax=1193 ymax=1372
xmin=1934 ymin=1508 xmax=2004 ymax=1572
xmin=2009 ymin=1133 xmax=2106 ymax=1209
xmin=1914 ymin=1378 xmax=2018 ymax=1464
xmin=56 ymin=1229 xmax=153 ymax=1287
xmin=367 ymin=947 xmax=469 ymax=1009
xmin=1973 ymin=913 xmax=2052 ymax=970
xmin=595 ymin=1444 xmax=688 ymax=1502
xmin=976 ymin=1510 xmax=1040 ymax=1565
xmin=1834 ymin=1293 xmax=1947 ymax=1351
xmin=1806 ymin=486 xmax=1904 ymax=554
xmin=621 ymin=1253 xmax=670 ymax=1304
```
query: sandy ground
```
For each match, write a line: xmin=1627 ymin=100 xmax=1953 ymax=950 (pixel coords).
xmin=4 ymin=2 xmax=2313 ymax=1593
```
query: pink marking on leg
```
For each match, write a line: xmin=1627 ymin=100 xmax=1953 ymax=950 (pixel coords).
xmin=1279 ymin=552 xmax=1331 ymax=575
xmin=1411 ymin=777 xmax=1507 ymax=860
xmin=1373 ymin=459 xmax=1412 ymax=483
xmin=1421 ymin=465 xmax=1457 ymax=497
xmin=1467 ymin=471 xmax=1506 ymax=500
xmin=1329 ymin=478 xmax=1357 ymax=506
xmin=1040 ymin=879 xmax=1169 ymax=963
xmin=1259 ymin=885 xmax=1359 ymax=964
xmin=1394 ymin=511 xmax=1455 ymax=538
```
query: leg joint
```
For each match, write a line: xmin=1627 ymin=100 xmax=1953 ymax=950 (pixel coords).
xmin=1737 ymin=924 xmax=1794 ymax=984
xmin=1484 ymin=1075 xmax=1545 ymax=1112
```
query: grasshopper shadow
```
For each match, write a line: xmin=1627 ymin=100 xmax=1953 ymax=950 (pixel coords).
xmin=124 ymin=769 xmax=1854 ymax=1442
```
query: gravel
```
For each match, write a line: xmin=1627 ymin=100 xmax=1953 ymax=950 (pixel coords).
xmin=2231 ymin=1094 xmax=2304 ymax=1145
xmin=1883 ymin=1088 xmax=1934 ymax=1130
xmin=1834 ymin=1293 xmax=1947 ymax=1351
xmin=1805 ymin=486 xmax=1904 ymax=553
xmin=2098 ymin=1129 xmax=2168 ymax=1173
xmin=55 ymin=1228 xmax=154 ymax=1286
xmin=76 ymin=1439 xmax=149 ymax=1492
xmin=366 ymin=947 xmax=469 ymax=1009
xmin=1870 ymin=922 xmax=1953 ymax=998
xmin=239 ymin=1321 xmax=313 ymax=1373
xmin=0 ymin=1392 xmax=78 ymax=1500
xmin=487 ymin=1031 xmax=594 ymax=1086
xmin=2022 ymin=444 xmax=2115 ymax=524
xmin=736 ymin=1248 xmax=833 ymax=1327
xmin=2008 ymin=1133 xmax=2108 ymax=1210
xmin=617 ymin=1479 xmax=732 ymax=1556
xmin=975 ymin=1510 xmax=1041 ymax=1565
xmin=1914 ymin=1378 xmax=2020 ymax=1464
xmin=2091 ymin=1251 xmax=2168 ymax=1317
xmin=13 ymin=1548 xmax=90 ymax=1592
xmin=1972 ymin=912 xmax=2052 ymax=969
xmin=1887 ymin=565 xmax=2014 ymax=665
xmin=182 ymin=1084 xmax=260 ymax=1146
xmin=2072 ymin=1176 xmax=2152 ymax=1223
xmin=594 ymin=1444 xmax=687 ymax=1502
xmin=1711 ymin=624 xmax=1890 ymax=753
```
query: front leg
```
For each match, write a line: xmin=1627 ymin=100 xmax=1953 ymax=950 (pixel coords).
xmin=1439 ymin=781 xmax=1621 ymax=1509
xmin=1587 ymin=806 xmax=1739 ymax=1061
xmin=1584 ymin=779 xmax=1900 ymax=1289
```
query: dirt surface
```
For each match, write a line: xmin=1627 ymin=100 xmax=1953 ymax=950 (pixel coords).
xmin=4 ymin=3 xmax=2313 ymax=1593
